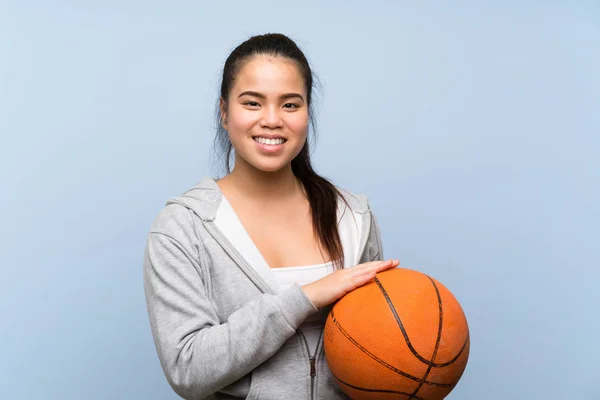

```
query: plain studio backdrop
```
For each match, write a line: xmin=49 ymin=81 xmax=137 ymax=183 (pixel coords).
xmin=1 ymin=1 xmax=598 ymax=399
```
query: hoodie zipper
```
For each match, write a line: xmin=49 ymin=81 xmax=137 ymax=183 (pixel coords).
xmin=310 ymin=356 xmax=316 ymax=399
xmin=299 ymin=330 xmax=323 ymax=400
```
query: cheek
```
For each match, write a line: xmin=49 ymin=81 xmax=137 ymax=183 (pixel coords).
xmin=226 ymin=102 xmax=258 ymax=131
xmin=285 ymin=112 xmax=310 ymax=136
xmin=228 ymin=111 xmax=257 ymax=134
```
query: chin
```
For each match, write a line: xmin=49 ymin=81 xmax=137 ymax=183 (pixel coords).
xmin=252 ymin=161 xmax=289 ymax=173
xmin=236 ymin=151 xmax=298 ymax=174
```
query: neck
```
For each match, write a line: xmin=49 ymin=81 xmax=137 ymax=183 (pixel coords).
xmin=223 ymin=160 xmax=304 ymax=203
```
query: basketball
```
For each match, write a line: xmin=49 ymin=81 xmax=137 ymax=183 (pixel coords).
xmin=323 ymin=267 xmax=470 ymax=400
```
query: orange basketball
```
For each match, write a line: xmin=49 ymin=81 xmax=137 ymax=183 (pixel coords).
xmin=324 ymin=268 xmax=470 ymax=400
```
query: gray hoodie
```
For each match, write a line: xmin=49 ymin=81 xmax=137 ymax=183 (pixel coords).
xmin=143 ymin=178 xmax=384 ymax=399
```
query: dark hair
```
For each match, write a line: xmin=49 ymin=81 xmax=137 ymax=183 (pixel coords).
xmin=213 ymin=33 xmax=347 ymax=270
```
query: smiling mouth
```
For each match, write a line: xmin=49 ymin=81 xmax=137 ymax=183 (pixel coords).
xmin=253 ymin=137 xmax=287 ymax=145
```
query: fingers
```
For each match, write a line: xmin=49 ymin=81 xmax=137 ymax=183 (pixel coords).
xmin=303 ymin=259 xmax=401 ymax=309
xmin=355 ymin=259 xmax=393 ymax=271
xmin=351 ymin=270 xmax=377 ymax=288
xmin=361 ymin=259 xmax=399 ymax=273
xmin=375 ymin=259 xmax=399 ymax=272
xmin=350 ymin=260 xmax=399 ymax=288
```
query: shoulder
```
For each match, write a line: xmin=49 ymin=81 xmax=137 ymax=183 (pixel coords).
xmin=149 ymin=203 xmax=195 ymax=235
xmin=146 ymin=204 xmax=201 ymax=257
xmin=148 ymin=177 xmax=220 ymax=241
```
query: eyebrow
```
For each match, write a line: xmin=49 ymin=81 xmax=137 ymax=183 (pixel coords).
xmin=237 ymin=91 xmax=305 ymax=102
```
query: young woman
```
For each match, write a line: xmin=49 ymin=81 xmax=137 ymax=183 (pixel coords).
xmin=143 ymin=33 xmax=399 ymax=400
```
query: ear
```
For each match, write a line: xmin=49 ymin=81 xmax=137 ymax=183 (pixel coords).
xmin=219 ymin=97 xmax=228 ymax=130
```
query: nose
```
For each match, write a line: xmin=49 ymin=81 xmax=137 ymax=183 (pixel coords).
xmin=260 ymin=106 xmax=283 ymax=129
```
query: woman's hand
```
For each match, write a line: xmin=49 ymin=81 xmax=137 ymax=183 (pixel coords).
xmin=301 ymin=259 xmax=400 ymax=309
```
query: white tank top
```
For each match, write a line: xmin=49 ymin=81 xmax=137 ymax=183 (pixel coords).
xmin=271 ymin=262 xmax=335 ymax=357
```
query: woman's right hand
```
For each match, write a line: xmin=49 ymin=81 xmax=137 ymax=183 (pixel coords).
xmin=301 ymin=259 xmax=400 ymax=309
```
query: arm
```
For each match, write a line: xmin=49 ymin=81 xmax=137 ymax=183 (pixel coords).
xmin=143 ymin=232 xmax=317 ymax=399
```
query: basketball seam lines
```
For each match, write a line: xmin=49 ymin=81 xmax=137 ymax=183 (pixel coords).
xmin=373 ymin=276 xmax=469 ymax=368
xmin=331 ymin=372 xmax=426 ymax=400
xmin=329 ymin=310 xmax=453 ymax=388
xmin=409 ymin=276 xmax=444 ymax=398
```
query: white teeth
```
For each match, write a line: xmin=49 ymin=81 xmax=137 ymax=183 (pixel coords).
xmin=254 ymin=137 xmax=285 ymax=145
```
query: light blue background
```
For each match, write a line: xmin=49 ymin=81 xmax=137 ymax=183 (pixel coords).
xmin=1 ymin=1 xmax=598 ymax=399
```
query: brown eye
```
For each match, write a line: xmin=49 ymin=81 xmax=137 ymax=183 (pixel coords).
xmin=245 ymin=101 xmax=260 ymax=107
xmin=283 ymin=103 xmax=299 ymax=109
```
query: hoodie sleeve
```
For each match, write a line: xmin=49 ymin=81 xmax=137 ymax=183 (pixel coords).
xmin=143 ymin=211 xmax=318 ymax=399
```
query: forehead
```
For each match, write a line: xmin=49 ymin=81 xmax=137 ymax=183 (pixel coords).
xmin=232 ymin=55 xmax=306 ymax=95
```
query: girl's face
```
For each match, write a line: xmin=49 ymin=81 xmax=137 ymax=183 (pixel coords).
xmin=221 ymin=55 xmax=309 ymax=173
